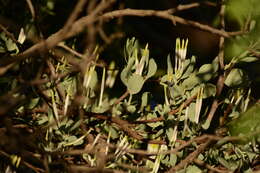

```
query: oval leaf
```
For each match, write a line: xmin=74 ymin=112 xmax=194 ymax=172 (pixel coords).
xmin=203 ymin=83 xmax=216 ymax=98
xmin=224 ymin=68 xmax=244 ymax=87
xmin=182 ymin=74 xmax=200 ymax=90
xmin=146 ymin=58 xmax=157 ymax=79
xmin=238 ymin=56 xmax=258 ymax=63
xmin=167 ymin=54 xmax=173 ymax=74
xmin=197 ymin=64 xmax=214 ymax=82
xmin=120 ymin=57 xmax=135 ymax=86
xmin=127 ymin=74 xmax=144 ymax=94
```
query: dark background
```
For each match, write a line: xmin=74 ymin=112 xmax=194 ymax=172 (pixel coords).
xmin=0 ymin=0 xmax=259 ymax=99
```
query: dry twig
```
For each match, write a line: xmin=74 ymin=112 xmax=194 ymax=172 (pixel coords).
xmin=0 ymin=3 xmax=245 ymax=70
xmin=205 ymin=0 xmax=226 ymax=128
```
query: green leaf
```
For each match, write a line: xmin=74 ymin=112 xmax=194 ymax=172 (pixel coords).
xmin=211 ymin=56 xmax=219 ymax=73
xmin=167 ymin=54 xmax=173 ymax=74
xmin=109 ymin=126 xmax=119 ymax=139
xmin=126 ymin=105 xmax=136 ymax=113
xmin=169 ymin=154 xmax=177 ymax=166
xmin=182 ymin=74 xmax=200 ymax=90
xmin=27 ymin=98 xmax=40 ymax=109
xmin=186 ymin=165 xmax=202 ymax=173
xmin=69 ymin=120 xmax=81 ymax=132
xmin=120 ymin=57 xmax=135 ymax=86
xmin=91 ymin=70 xmax=98 ymax=90
xmin=224 ymin=68 xmax=244 ymax=87
xmin=147 ymin=113 xmax=163 ymax=128
xmin=182 ymin=56 xmax=196 ymax=79
xmin=238 ymin=56 xmax=259 ymax=63
xmin=187 ymin=103 xmax=196 ymax=122
xmin=146 ymin=58 xmax=157 ymax=79
xmin=140 ymin=44 xmax=149 ymax=68
xmin=202 ymin=119 xmax=211 ymax=129
xmin=169 ymin=85 xmax=184 ymax=99
xmin=203 ymin=83 xmax=216 ymax=98
xmin=37 ymin=115 xmax=48 ymax=125
xmin=127 ymin=74 xmax=144 ymax=94
xmin=197 ymin=64 xmax=214 ymax=82
xmin=227 ymin=103 xmax=260 ymax=143
xmin=166 ymin=127 xmax=178 ymax=143
xmin=154 ymin=129 xmax=164 ymax=139
xmin=140 ymin=92 xmax=149 ymax=112
xmin=63 ymin=135 xmax=85 ymax=146
xmin=0 ymin=32 xmax=19 ymax=54
xmin=92 ymin=103 xmax=110 ymax=113
xmin=125 ymin=37 xmax=139 ymax=58
xmin=218 ymin=157 xmax=232 ymax=169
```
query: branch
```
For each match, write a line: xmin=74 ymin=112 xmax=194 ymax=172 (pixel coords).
xmin=25 ymin=0 xmax=35 ymax=20
xmin=205 ymin=0 xmax=226 ymax=128
xmin=88 ymin=113 xmax=166 ymax=144
xmin=101 ymin=9 xmax=242 ymax=38
xmin=166 ymin=140 xmax=213 ymax=172
xmin=134 ymin=94 xmax=197 ymax=123
xmin=194 ymin=159 xmax=231 ymax=173
xmin=0 ymin=3 xmax=244 ymax=69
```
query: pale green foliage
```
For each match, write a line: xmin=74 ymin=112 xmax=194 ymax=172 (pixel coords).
xmin=0 ymin=0 xmax=259 ymax=172
xmin=0 ymin=31 xmax=259 ymax=172
xmin=0 ymin=32 xmax=19 ymax=54
xmin=121 ymin=38 xmax=157 ymax=94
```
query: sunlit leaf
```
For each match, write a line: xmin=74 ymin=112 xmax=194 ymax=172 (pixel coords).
xmin=147 ymin=113 xmax=163 ymax=128
xmin=224 ymin=68 xmax=244 ymax=87
xmin=197 ymin=64 xmax=214 ymax=82
xmin=185 ymin=165 xmax=202 ymax=173
xmin=238 ymin=56 xmax=259 ymax=63
xmin=27 ymin=98 xmax=40 ymax=109
xmin=167 ymin=54 xmax=173 ymax=74
xmin=126 ymin=105 xmax=136 ymax=113
xmin=182 ymin=56 xmax=196 ymax=79
xmin=203 ymin=83 xmax=216 ymax=98
xmin=140 ymin=92 xmax=149 ymax=112
xmin=146 ymin=58 xmax=157 ymax=79
xmin=109 ymin=126 xmax=119 ymax=139
xmin=127 ymin=74 xmax=144 ymax=94
xmin=182 ymin=74 xmax=200 ymax=90
xmin=0 ymin=32 xmax=19 ymax=54
xmin=120 ymin=57 xmax=135 ymax=86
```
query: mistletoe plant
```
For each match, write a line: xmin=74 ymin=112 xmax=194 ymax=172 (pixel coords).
xmin=160 ymin=38 xmax=218 ymax=128
xmin=1 ymin=31 xmax=258 ymax=172
xmin=121 ymin=38 xmax=157 ymax=95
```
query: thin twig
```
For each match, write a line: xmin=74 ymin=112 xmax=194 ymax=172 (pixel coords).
xmin=0 ymin=3 xmax=245 ymax=69
xmin=117 ymin=163 xmax=151 ymax=173
xmin=113 ymin=90 xmax=129 ymax=105
xmin=166 ymin=140 xmax=213 ymax=172
xmin=101 ymin=9 xmax=243 ymax=38
xmin=86 ymin=112 xmax=166 ymax=144
xmin=26 ymin=0 xmax=35 ymax=20
xmin=134 ymin=93 xmax=197 ymax=123
xmin=194 ymin=159 xmax=231 ymax=173
xmin=63 ymin=0 xmax=88 ymax=32
xmin=205 ymin=0 xmax=226 ymax=128
xmin=60 ymin=134 xmax=232 ymax=157
xmin=0 ymin=24 xmax=18 ymax=43
xmin=0 ymin=150 xmax=45 ymax=173
xmin=218 ymin=0 xmax=226 ymax=70
xmin=57 ymin=43 xmax=84 ymax=58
